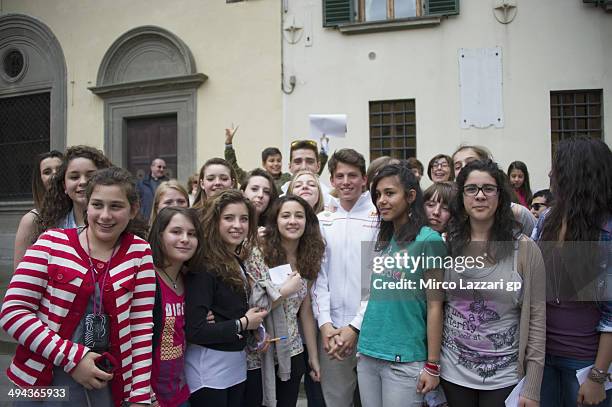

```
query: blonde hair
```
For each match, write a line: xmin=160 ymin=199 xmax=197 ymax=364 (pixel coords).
xmin=288 ymin=170 xmax=324 ymax=214
xmin=149 ymin=179 xmax=190 ymax=225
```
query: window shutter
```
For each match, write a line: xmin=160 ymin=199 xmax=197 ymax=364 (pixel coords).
xmin=424 ymin=0 xmax=460 ymax=16
xmin=322 ymin=0 xmax=354 ymax=27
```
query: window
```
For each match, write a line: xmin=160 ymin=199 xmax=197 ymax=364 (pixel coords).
xmin=369 ymin=99 xmax=416 ymax=160
xmin=550 ymin=89 xmax=603 ymax=156
xmin=363 ymin=0 xmax=418 ymax=21
xmin=0 ymin=93 xmax=51 ymax=201
xmin=323 ymin=0 xmax=459 ymax=27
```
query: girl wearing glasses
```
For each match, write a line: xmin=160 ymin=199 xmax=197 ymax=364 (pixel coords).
xmin=441 ymin=159 xmax=545 ymax=407
xmin=427 ymin=154 xmax=454 ymax=183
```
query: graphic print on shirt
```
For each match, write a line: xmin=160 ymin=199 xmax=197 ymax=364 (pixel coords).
xmin=154 ymin=296 xmax=188 ymax=405
xmin=161 ymin=302 xmax=184 ymax=360
xmin=443 ymin=290 xmax=518 ymax=382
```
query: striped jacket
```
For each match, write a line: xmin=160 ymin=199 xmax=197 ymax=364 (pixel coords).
xmin=0 ymin=228 xmax=156 ymax=406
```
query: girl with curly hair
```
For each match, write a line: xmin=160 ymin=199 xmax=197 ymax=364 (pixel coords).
xmin=13 ymin=150 xmax=63 ymax=268
xmin=38 ymin=145 xmax=112 ymax=237
xmin=441 ymin=159 xmax=545 ymax=407
xmin=536 ymin=136 xmax=611 ymax=407
xmin=1 ymin=167 xmax=155 ymax=406
xmin=184 ymin=190 xmax=267 ymax=406
xmin=245 ymin=195 xmax=323 ymax=406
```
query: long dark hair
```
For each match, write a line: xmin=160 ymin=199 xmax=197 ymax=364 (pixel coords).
xmin=261 ymin=195 xmax=325 ymax=281
xmin=39 ymin=145 xmax=112 ymax=236
xmin=149 ymin=207 xmax=203 ymax=270
xmin=447 ymin=159 xmax=518 ymax=261
xmin=541 ymin=137 xmax=612 ymax=242
xmin=370 ymin=164 xmax=426 ymax=251
xmin=240 ymin=168 xmax=279 ymax=226
xmin=84 ymin=167 xmax=148 ymax=239
xmin=32 ymin=150 xmax=63 ymax=211
xmin=192 ymin=157 xmax=238 ymax=208
xmin=507 ymin=161 xmax=532 ymax=204
xmin=198 ymin=190 xmax=257 ymax=294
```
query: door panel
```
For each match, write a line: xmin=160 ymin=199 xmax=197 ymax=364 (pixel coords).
xmin=126 ymin=115 xmax=177 ymax=180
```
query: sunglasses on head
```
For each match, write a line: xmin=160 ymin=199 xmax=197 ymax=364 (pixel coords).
xmin=290 ymin=140 xmax=318 ymax=149
xmin=530 ymin=203 xmax=547 ymax=210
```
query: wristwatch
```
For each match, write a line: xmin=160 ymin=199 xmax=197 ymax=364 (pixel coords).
xmin=588 ymin=367 xmax=609 ymax=384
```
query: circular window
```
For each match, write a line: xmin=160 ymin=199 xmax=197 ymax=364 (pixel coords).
xmin=4 ymin=49 xmax=24 ymax=78
xmin=1 ymin=48 xmax=28 ymax=82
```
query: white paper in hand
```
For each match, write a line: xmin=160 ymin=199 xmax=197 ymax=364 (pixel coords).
xmin=309 ymin=114 xmax=347 ymax=138
xmin=268 ymin=264 xmax=298 ymax=298
xmin=576 ymin=365 xmax=612 ymax=391
xmin=504 ymin=377 xmax=525 ymax=407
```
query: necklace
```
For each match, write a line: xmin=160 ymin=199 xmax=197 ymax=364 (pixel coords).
xmin=84 ymin=228 xmax=118 ymax=315
xmin=159 ymin=267 xmax=179 ymax=289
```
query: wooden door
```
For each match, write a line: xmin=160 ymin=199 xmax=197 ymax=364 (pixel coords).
xmin=126 ymin=115 xmax=177 ymax=181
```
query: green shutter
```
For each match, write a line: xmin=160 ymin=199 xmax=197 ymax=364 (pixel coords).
xmin=424 ymin=0 xmax=460 ymax=16
xmin=323 ymin=0 xmax=354 ymax=27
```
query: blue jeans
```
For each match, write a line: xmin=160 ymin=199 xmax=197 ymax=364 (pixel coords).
xmin=541 ymin=354 xmax=611 ymax=407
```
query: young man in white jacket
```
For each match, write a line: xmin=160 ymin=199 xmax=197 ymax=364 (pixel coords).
xmin=312 ymin=149 xmax=379 ymax=407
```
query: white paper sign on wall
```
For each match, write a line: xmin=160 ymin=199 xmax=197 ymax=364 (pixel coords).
xmin=458 ymin=47 xmax=504 ymax=129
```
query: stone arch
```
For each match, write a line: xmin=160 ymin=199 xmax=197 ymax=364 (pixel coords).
xmin=96 ymin=25 xmax=198 ymax=87
xmin=0 ymin=13 xmax=67 ymax=150
xmin=90 ymin=26 xmax=206 ymax=182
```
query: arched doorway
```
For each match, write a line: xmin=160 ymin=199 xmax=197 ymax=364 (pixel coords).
xmin=89 ymin=26 xmax=206 ymax=182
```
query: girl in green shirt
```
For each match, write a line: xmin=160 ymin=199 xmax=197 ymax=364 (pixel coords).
xmin=357 ymin=164 xmax=446 ymax=407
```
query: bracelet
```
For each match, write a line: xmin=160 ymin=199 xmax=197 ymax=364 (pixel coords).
xmin=238 ymin=318 xmax=244 ymax=332
xmin=244 ymin=315 xmax=250 ymax=330
xmin=421 ymin=367 xmax=440 ymax=377
xmin=235 ymin=319 xmax=241 ymax=334
xmin=424 ymin=362 xmax=440 ymax=373
xmin=348 ymin=324 xmax=360 ymax=334
xmin=588 ymin=367 xmax=608 ymax=384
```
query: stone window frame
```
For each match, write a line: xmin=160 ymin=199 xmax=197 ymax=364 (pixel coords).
xmin=0 ymin=13 xmax=67 ymax=155
xmin=0 ymin=13 xmax=67 ymax=211
xmin=89 ymin=26 xmax=206 ymax=182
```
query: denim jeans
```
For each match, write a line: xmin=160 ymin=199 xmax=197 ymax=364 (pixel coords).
xmin=356 ymin=354 xmax=424 ymax=407
xmin=541 ymin=354 xmax=611 ymax=407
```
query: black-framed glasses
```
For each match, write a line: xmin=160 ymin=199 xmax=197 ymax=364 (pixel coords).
xmin=432 ymin=161 xmax=450 ymax=169
xmin=463 ymin=184 xmax=499 ymax=197
xmin=530 ymin=203 xmax=548 ymax=211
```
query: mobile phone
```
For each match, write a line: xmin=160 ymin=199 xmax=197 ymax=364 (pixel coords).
xmin=95 ymin=352 xmax=117 ymax=373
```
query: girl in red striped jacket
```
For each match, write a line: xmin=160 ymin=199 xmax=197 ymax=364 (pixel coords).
xmin=1 ymin=167 xmax=155 ymax=407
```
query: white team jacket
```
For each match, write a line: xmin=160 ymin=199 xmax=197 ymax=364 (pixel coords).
xmin=312 ymin=191 xmax=379 ymax=330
